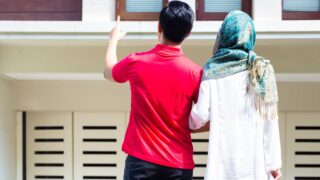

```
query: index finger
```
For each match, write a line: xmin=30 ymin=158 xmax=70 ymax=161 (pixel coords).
xmin=116 ymin=15 xmax=120 ymax=26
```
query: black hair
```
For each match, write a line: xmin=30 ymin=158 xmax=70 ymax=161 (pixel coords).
xmin=159 ymin=1 xmax=194 ymax=44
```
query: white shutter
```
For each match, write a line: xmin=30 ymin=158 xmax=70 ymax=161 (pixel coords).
xmin=286 ymin=113 xmax=320 ymax=180
xmin=192 ymin=132 xmax=209 ymax=180
xmin=26 ymin=112 xmax=73 ymax=180
xmin=73 ymin=112 xmax=126 ymax=180
xmin=204 ymin=0 xmax=241 ymax=13
xmin=126 ymin=0 xmax=163 ymax=12
xmin=283 ymin=0 xmax=320 ymax=12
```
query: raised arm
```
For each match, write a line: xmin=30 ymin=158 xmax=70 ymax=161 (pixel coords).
xmin=104 ymin=16 xmax=127 ymax=81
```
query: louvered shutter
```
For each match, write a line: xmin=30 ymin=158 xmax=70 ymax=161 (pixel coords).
xmin=26 ymin=112 xmax=73 ymax=180
xmin=192 ymin=132 xmax=209 ymax=180
xmin=286 ymin=113 xmax=320 ymax=180
xmin=73 ymin=112 xmax=126 ymax=180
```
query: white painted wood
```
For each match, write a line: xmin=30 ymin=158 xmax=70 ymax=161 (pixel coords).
xmin=1 ymin=21 xmax=320 ymax=34
xmin=26 ymin=112 xmax=73 ymax=180
xmin=73 ymin=112 xmax=126 ymax=180
xmin=22 ymin=111 xmax=320 ymax=180
xmin=169 ymin=0 xmax=196 ymax=13
xmin=192 ymin=132 xmax=209 ymax=179
xmin=82 ymin=0 xmax=115 ymax=22
xmin=286 ymin=113 xmax=320 ymax=180
xmin=253 ymin=0 xmax=281 ymax=21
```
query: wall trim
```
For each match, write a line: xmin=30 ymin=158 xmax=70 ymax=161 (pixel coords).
xmin=4 ymin=73 xmax=320 ymax=82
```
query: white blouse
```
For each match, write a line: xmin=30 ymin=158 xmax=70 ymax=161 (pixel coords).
xmin=190 ymin=71 xmax=282 ymax=180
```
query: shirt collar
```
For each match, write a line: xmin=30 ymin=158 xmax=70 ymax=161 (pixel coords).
xmin=153 ymin=44 xmax=183 ymax=57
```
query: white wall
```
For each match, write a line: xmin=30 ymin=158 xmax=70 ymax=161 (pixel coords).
xmin=14 ymin=81 xmax=130 ymax=111
xmin=1 ymin=44 xmax=320 ymax=74
xmin=253 ymin=0 xmax=282 ymax=21
xmin=13 ymin=80 xmax=320 ymax=112
xmin=1 ymin=0 xmax=320 ymax=35
xmin=0 ymin=77 xmax=16 ymax=180
xmin=82 ymin=0 xmax=115 ymax=22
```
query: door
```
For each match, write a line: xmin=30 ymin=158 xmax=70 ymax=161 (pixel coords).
xmin=24 ymin=112 xmax=126 ymax=180
xmin=73 ymin=112 xmax=126 ymax=180
xmin=26 ymin=112 xmax=73 ymax=180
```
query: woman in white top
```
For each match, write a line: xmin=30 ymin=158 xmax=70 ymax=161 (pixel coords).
xmin=190 ymin=11 xmax=282 ymax=180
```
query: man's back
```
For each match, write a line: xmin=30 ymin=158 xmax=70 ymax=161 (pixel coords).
xmin=104 ymin=1 xmax=198 ymax=179
xmin=112 ymin=44 xmax=202 ymax=169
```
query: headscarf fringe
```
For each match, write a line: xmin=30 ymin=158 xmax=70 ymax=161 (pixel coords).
xmin=247 ymin=58 xmax=279 ymax=120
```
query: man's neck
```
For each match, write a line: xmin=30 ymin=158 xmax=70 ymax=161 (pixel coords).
xmin=160 ymin=39 xmax=181 ymax=49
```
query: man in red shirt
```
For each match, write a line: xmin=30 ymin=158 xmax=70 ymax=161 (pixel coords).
xmin=104 ymin=1 xmax=201 ymax=179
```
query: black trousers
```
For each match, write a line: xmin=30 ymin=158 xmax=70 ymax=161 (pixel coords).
xmin=124 ymin=156 xmax=193 ymax=180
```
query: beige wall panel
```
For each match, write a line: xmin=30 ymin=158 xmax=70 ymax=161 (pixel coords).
xmin=1 ymin=44 xmax=320 ymax=73
xmin=14 ymin=81 xmax=320 ymax=112
xmin=14 ymin=80 xmax=130 ymax=111
xmin=0 ymin=77 xmax=16 ymax=180
xmin=278 ymin=83 xmax=320 ymax=112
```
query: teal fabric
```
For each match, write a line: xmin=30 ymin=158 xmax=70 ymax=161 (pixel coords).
xmin=203 ymin=11 xmax=278 ymax=103
xmin=203 ymin=10 xmax=256 ymax=80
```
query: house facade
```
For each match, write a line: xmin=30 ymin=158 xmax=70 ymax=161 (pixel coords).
xmin=0 ymin=0 xmax=320 ymax=179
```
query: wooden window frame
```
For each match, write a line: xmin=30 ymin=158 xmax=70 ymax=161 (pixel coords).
xmin=0 ymin=0 xmax=82 ymax=21
xmin=196 ymin=0 xmax=252 ymax=21
xmin=116 ymin=0 xmax=168 ymax=21
xmin=282 ymin=0 xmax=320 ymax=20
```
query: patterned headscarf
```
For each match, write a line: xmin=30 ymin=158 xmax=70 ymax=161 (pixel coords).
xmin=203 ymin=11 xmax=278 ymax=119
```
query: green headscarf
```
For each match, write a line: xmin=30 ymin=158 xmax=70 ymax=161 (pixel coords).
xmin=203 ymin=11 xmax=278 ymax=119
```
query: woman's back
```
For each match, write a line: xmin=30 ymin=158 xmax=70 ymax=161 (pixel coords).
xmin=190 ymin=11 xmax=282 ymax=180
xmin=190 ymin=71 xmax=281 ymax=180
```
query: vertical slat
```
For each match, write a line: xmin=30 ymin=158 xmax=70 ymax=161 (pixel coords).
xmin=26 ymin=112 xmax=73 ymax=180
xmin=73 ymin=112 xmax=126 ymax=180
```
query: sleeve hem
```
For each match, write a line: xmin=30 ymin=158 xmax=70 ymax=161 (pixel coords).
xmin=266 ymin=164 xmax=282 ymax=172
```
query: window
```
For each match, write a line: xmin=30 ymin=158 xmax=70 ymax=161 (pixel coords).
xmin=116 ymin=0 xmax=169 ymax=21
xmin=283 ymin=0 xmax=320 ymax=20
xmin=196 ymin=0 xmax=252 ymax=20
xmin=0 ymin=0 xmax=82 ymax=21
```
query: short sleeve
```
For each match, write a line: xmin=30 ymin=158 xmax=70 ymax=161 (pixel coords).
xmin=112 ymin=54 xmax=133 ymax=83
xmin=192 ymin=68 xmax=203 ymax=103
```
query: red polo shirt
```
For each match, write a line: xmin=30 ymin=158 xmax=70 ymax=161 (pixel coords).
xmin=112 ymin=44 xmax=202 ymax=169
